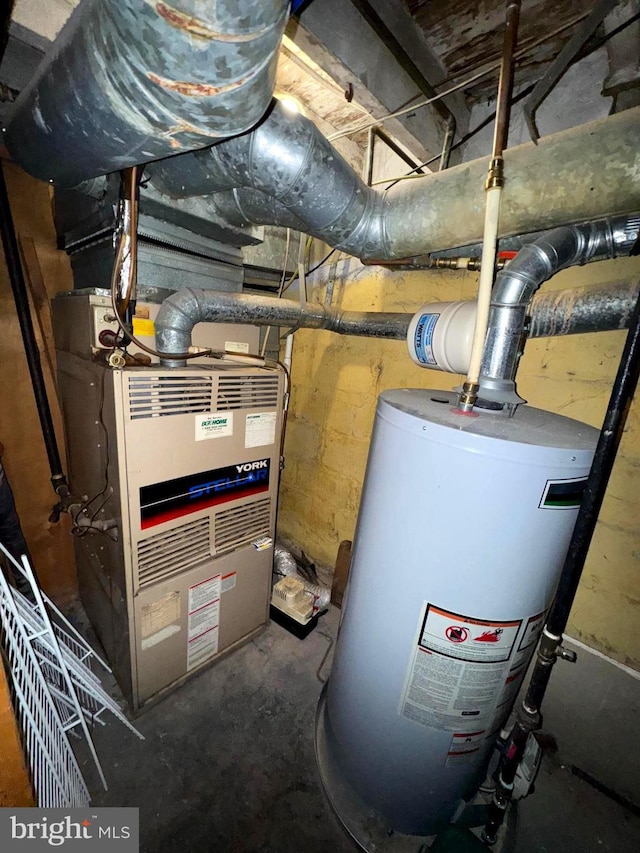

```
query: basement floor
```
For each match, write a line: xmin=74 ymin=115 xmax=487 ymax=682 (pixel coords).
xmin=80 ymin=605 xmax=640 ymax=853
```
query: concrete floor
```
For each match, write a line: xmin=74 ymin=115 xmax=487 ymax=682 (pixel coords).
xmin=80 ymin=606 xmax=640 ymax=853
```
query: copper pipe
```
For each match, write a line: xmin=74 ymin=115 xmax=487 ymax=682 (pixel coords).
xmin=492 ymin=2 xmax=522 ymax=161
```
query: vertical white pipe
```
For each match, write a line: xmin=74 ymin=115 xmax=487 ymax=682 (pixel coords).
xmin=465 ymin=186 xmax=502 ymax=385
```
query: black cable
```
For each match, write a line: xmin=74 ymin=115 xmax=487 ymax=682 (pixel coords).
xmin=0 ymin=164 xmax=68 ymax=496
xmin=384 ymin=83 xmax=536 ymax=190
xmin=308 ymin=248 xmax=337 ymax=275
xmin=282 ymin=247 xmax=338 ymax=295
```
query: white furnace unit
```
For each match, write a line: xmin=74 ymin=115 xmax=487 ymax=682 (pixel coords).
xmin=316 ymin=389 xmax=598 ymax=841
xmin=54 ymin=296 xmax=284 ymax=712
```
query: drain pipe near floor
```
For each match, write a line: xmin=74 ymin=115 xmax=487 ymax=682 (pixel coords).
xmin=458 ymin=0 xmax=521 ymax=414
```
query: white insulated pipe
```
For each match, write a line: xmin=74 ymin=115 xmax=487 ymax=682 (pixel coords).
xmin=464 ymin=186 xmax=502 ymax=390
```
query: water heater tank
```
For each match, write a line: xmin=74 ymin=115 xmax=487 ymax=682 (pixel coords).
xmin=316 ymin=389 xmax=598 ymax=840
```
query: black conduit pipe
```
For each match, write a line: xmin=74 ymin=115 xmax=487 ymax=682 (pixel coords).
xmin=0 ymin=164 xmax=69 ymax=499
xmin=483 ymin=287 xmax=640 ymax=845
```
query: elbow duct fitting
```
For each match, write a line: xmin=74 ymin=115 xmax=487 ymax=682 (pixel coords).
xmin=408 ymin=217 xmax=640 ymax=406
xmin=2 ymin=0 xmax=640 ymax=257
xmin=478 ymin=214 xmax=640 ymax=405
xmin=155 ymin=287 xmax=413 ymax=366
xmin=155 ymin=277 xmax=640 ymax=370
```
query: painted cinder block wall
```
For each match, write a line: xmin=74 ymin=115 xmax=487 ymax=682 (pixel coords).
xmin=278 ymin=254 xmax=640 ymax=671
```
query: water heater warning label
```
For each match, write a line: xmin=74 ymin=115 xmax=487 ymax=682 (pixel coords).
xmin=420 ymin=605 xmax=521 ymax=663
xmin=400 ymin=603 xmax=524 ymax=733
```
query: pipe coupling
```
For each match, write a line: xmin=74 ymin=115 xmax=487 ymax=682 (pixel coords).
xmin=457 ymin=381 xmax=480 ymax=413
xmin=486 ymin=157 xmax=505 ymax=190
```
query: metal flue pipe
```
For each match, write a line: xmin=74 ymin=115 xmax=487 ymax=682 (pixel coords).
xmin=155 ymin=288 xmax=413 ymax=367
xmin=479 ymin=214 xmax=640 ymax=405
xmin=154 ymin=279 xmax=640 ymax=367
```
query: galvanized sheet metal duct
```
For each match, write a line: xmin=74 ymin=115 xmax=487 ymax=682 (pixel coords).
xmin=479 ymin=215 xmax=640 ymax=403
xmin=529 ymin=280 xmax=640 ymax=338
xmin=3 ymin=0 xmax=289 ymax=186
xmin=154 ymin=279 xmax=640 ymax=367
xmin=148 ymin=103 xmax=640 ymax=260
xmin=155 ymin=287 xmax=412 ymax=366
xmin=148 ymin=99 xmax=385 ymax=256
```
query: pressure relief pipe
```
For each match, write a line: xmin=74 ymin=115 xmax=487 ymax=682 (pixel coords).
xmin=458 ymin=0 xmax=521 ymax=413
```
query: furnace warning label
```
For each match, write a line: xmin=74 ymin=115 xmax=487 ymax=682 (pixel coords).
xmin=400 ymin=603 xmax=523 ymax=733
xmin=420 ymin=605 xmax=521 ymax=663
xmin=221 ymin=572 xmax=237 ymax=593
xmin=187 ymin=574 xmax=221 ymax=671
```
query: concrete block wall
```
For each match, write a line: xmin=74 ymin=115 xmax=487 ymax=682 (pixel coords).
xmin=278 ymin=254 xmax=640 ymax=672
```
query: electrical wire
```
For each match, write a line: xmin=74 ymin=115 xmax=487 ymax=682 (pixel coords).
xmin=374 ymin=9 xmax=640 ymax=193
xmin=261 ymin=226 xmax=292 ymax=357
xmin=281 ymin=247 xmax=338 ymax=294
xmin=327 ymin=10 xmax=591 ymax=142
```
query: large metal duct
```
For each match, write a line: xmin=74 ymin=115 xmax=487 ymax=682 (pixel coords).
xmin=154 ymin=278 xmax=640 ymax=367
xmin=2 ymin=0 xmax=289 ymax=186
xmin=148 ymin=102 xmax=640 ymax=260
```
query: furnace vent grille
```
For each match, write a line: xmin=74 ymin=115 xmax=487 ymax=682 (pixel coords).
xmin=137 ymin=517 xmax=210 ymax=588
xmin=214 ymin=498 xmax=272 ymax=555
xmin=128 ymin=375 xmax=213 ymax=419
xmin=216 ymin=374 xmax=279 ymax=411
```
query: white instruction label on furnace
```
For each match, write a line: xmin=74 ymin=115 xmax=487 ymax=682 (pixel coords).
xmin=187 ymin=574 xmax=221 ymax=671
xmin=245 ymin=412 xmax=277 ymax=448
xmin=400 ymin=603 xmax=523 ymax=732
xmin=195 ymin=411 xmax=233 ymax=442
xmin=225 ymin=340 xmax=250 ymax=354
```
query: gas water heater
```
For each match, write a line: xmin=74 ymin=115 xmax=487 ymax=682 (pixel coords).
xmin=316 ymin=389 xmax=598 ymax=840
